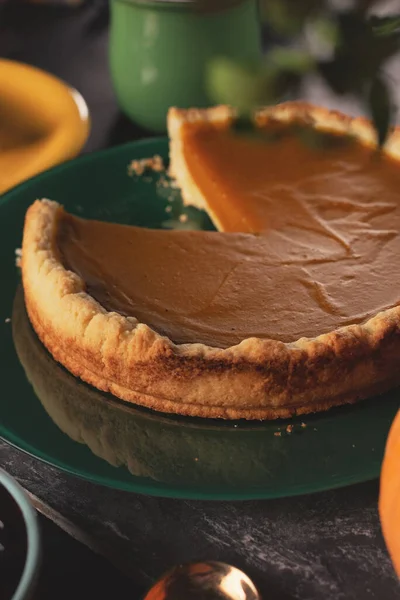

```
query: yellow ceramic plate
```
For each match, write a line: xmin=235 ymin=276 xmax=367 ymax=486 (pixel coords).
xmin=0 ymin=59 xmax=90 ymax=195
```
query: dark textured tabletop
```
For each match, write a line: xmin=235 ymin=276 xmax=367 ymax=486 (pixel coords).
xmin=0 ymin=3 xmax=399 ymax=599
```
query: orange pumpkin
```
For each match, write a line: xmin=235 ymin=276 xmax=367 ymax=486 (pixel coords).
xmin=379 ymin=409 xmax=400 ymax=578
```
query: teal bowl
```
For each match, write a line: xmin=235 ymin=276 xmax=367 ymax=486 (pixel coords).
xmin=109 ymin=0 xmax=262 ymax=132
xmin=0 ymin=469 xmax=41 ymax=600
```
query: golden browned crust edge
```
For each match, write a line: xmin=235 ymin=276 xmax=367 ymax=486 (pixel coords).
xmin=167 ymin=105 xmax=236 ymax=229
xmin=21 ymin=102 xmax=400 ymax=419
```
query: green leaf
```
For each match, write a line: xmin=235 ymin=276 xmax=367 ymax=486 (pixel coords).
xmin=206 ymin=58 xmax=280 ymax=111
xmin=231 ymin=115 xmax=287 ymax=144
xmin=310 ymin=16 xmax=340 ymax=48
xmin=260 ymin=0 xmax=303 ymax=34
xmin=368 ymin=75 xmax=393 ymax=147
xmin=268 ymin=47 xmax=315 ymax=73
xmin=294 ymin=126 xmax=354 ymax=150
xmin=370 ymin=15 xmax=400 ymax=37
xmin=260 ymin=0 xmax=324 ymax=34
xmin=232 ymin=114 xmax=254 ymax=133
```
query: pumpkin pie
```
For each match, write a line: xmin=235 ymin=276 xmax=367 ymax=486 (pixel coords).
xmin=21 ymin=102 xmax=400 ymax=419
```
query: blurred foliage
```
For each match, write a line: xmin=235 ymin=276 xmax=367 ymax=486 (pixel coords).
xmin=206 ymin=0 xmax=400 ymax=146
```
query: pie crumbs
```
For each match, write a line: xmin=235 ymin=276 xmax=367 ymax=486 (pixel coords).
xmin=128 ymin=155 xmax=164 ymax=176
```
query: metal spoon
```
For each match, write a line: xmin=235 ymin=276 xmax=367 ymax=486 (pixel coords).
xmin=143 ymin=561 xmax=260 ymax=600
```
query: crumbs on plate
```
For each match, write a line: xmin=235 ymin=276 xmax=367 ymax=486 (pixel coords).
xmin=15 ymin=248 xmax=22 ymax=268
xmin=127 ymin=155 xmax=164 ymax=176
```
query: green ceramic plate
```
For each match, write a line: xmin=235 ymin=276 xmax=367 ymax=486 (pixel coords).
xmin=0 ymin=139 xmax=398 ymax=500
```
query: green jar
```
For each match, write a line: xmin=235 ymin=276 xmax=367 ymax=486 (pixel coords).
xmin=109 ymin=0 xmax=262 ymax=132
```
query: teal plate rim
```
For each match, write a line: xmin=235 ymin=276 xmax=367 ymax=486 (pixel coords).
xmin=0 ymin=432 xmax=384 ymax=501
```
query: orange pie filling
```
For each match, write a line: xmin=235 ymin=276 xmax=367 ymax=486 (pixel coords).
xmin=58 ymin=125 xmax=400 ymax=348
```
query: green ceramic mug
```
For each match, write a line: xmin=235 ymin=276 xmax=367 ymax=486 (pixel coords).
xmin=109 ymin=0 xmax=262 ymax=132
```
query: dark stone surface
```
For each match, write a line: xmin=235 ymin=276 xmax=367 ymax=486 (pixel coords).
xmin=34 ymin=511 xmax=136 ymax=600
xmin=1 ymin=441 xmax=399 ymax=600
xmin=0 ymin=3 xmax=400 ymax=599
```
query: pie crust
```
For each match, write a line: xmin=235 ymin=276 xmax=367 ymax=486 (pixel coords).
xmin=12 ymin=286 xmax=281 ymax=486
xmin=21 ymin=102 xmax=400 ymax=419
